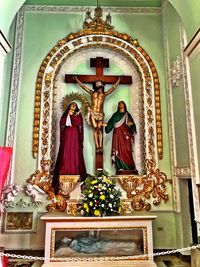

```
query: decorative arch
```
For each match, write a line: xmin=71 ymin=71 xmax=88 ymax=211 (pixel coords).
xmin=33 ymin=29 xmax=163 ymax=171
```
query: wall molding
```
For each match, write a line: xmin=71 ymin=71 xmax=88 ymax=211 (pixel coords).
xmin=21 ymin=5 xmax=161 ymax=14
xmin=5 ymin=9 xmax=25 ymax=183
xmin=180 ymin=23 xmax=200 ymax=221
xmin=174 ymin=166 xmax=191 ymax=178
xmin=161 ymin=3 xmax=179 ymax=211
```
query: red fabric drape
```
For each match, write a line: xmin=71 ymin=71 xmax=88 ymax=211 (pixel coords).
xmin=0 ymin=147 xmax=12 ymax=197
xmin=1 ymin=256 xmax=8 ymax=267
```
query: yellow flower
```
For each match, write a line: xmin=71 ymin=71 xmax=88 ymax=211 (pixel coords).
xmin=91 ymin=180 xmax=98 ymax=185
xmin=103 ymin=176 xmax=107 ymax=182
xmin=100 ymin=195 xmax=105 ymax=200
xmin=89 ymin=201 xmax=93 ymax=206
xmin=84 ymin=203 xmax=88 ymax=209
xmin=94 ymin=210 xmax=100 ymax=216
xmin=102 ymin=175 xmax=112 ymax=184
xmin=83 ymin=203 xmax=89 ymax=213
xmin=118 ymin=206 xmax=122 ymax=212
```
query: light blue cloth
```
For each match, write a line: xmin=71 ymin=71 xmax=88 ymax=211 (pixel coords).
xmin=69 ymin=236 xmax=107 ymax=254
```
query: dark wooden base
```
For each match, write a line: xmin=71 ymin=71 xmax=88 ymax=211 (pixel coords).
xmin=95 ymin=151 xmax=103 ymax=170
xmin=116 ymin=169 xmax=138 ymax=175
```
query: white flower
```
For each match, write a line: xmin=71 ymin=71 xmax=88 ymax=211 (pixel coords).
xmin=110 ymin=194 xmax=114 ymax=199
xmin=88 ymin=193 xmax=93 ymax=198
xmin=101 ymin=204 xmax=105 ymax=207
xmin=108 ymin=203 xmax=112 ymax=208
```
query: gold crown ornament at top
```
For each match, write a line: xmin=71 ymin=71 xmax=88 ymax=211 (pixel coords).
xmin=83 ymin=4 xmax=114 ymax=32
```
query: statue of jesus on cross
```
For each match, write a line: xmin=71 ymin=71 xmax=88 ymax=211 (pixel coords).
xmin=65 ymin=57 xmax=132 ymax=170
xmin=73 ymin=76 xmax=122 ymax=154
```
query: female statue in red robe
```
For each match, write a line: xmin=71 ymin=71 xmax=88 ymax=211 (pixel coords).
xmin=52 ymin=102 xmax=87 ymax=194
xmin=105 ymin=101 xmax=138 ymax=175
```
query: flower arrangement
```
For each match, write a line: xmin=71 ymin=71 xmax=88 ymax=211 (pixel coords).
xmin=80 ymin=173 xmax=122 ymax=217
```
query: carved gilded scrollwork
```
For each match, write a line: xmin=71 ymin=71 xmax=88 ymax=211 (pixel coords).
xmin=46 ymin=195 xmax=67 ymax=212
xmin=83 ymin=6 xmax=114 ymax=32
xmin=67 ymin=202 xmax=79 ymax=216
xmin=118 ymin=159 xmax=168 ymax=211
xmin=27 ymin=159 xmax=52 ymax=192
xmin=27 ymin=160 xmax=69 ymax=212
xmin=26 ymin=157 xmax=168 ymax=212
xmin=144 ymin=159 xmax=168 ymax=205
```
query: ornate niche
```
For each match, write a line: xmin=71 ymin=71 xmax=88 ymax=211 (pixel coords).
xmin=28 ymin=5 xmax=168 ymax=212
xmin=33 ymin=10 xmax=163 ymax=174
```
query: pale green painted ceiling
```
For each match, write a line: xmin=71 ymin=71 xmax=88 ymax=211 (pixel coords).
xmin=1 ymin=0 xmax=200 ymax=42
xmin=0 ymin=0 xmax=26 ymax=37
xmin=0 ymin=0 xmax=162 ymax=38
xmin=24 ymin=0 xmax=162 ymax=7
xmin=169 ymin=0 xmax=200 ymax=40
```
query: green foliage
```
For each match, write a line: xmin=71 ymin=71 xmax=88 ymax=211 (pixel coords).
xmin=80 ymin=173 xmax=122 ymax=217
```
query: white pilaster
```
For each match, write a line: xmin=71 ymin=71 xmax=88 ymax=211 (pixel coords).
xmin=0 ymin=30 xmax=11 ymax=142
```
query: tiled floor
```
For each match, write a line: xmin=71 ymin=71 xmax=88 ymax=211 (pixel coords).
xmin=155 ymin=254 xmax=191 ymax=267
xmin=6 ymin=251 xmax=194 ymax=267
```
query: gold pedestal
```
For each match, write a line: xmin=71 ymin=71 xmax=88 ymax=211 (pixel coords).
xmin=59 ymin=175 xmax=80 ymax=198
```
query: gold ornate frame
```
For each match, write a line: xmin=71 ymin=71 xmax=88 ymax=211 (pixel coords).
xmin=2 ymin=209 xmax=37 ymax=233
xmin=50 ymin=226 xmax=148 ymax=261
xmin=33 ymin=28 xmax=162 ymax=170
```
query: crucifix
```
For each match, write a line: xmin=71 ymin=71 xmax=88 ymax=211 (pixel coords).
xmin=65 ymin=57 xmax=132 ymax=171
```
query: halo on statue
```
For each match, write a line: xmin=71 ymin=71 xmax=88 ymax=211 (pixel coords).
xmin=62 ymin=92 xmax=90 ymax=116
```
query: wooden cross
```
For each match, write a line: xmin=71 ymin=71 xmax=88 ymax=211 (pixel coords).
xmin=65 ymin=57 xmax=132 ymax=171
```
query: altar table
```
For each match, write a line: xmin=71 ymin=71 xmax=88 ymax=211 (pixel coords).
xmin=41 ymin=213 xmax=157 ymax=267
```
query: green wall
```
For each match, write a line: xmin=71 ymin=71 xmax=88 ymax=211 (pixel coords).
xmin=163 ymin=0 xmax=200 ymax=248
xmin=0 ymin=18 xmax=16 ymax=145
xmin=25 ymin=0 xmax=162 ymax=7
xmin=2 ymin=5 xmax=177 ymax=249
xmin=164 ymin=3 xmax=190 ymax=166
xmin=14 ymin=9 xmax=171 ymax=179
xmin=169 ymin=0 xmax=200 ymax=181
xmin=0 ymin=0 xmax=26 ymax=38
xmin=190 ymin=53 xmax=200 ymax=176
xmin=0 ymin=0 xmax=199 ymax=254
xmin=169 ymin=0 xmax=200 ymax=41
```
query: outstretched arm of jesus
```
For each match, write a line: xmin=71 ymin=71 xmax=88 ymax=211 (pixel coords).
xmin=73 ymin=76 xmax=92 ymax=95
xmin=104 ymin=76 xmax=123 ymax=96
